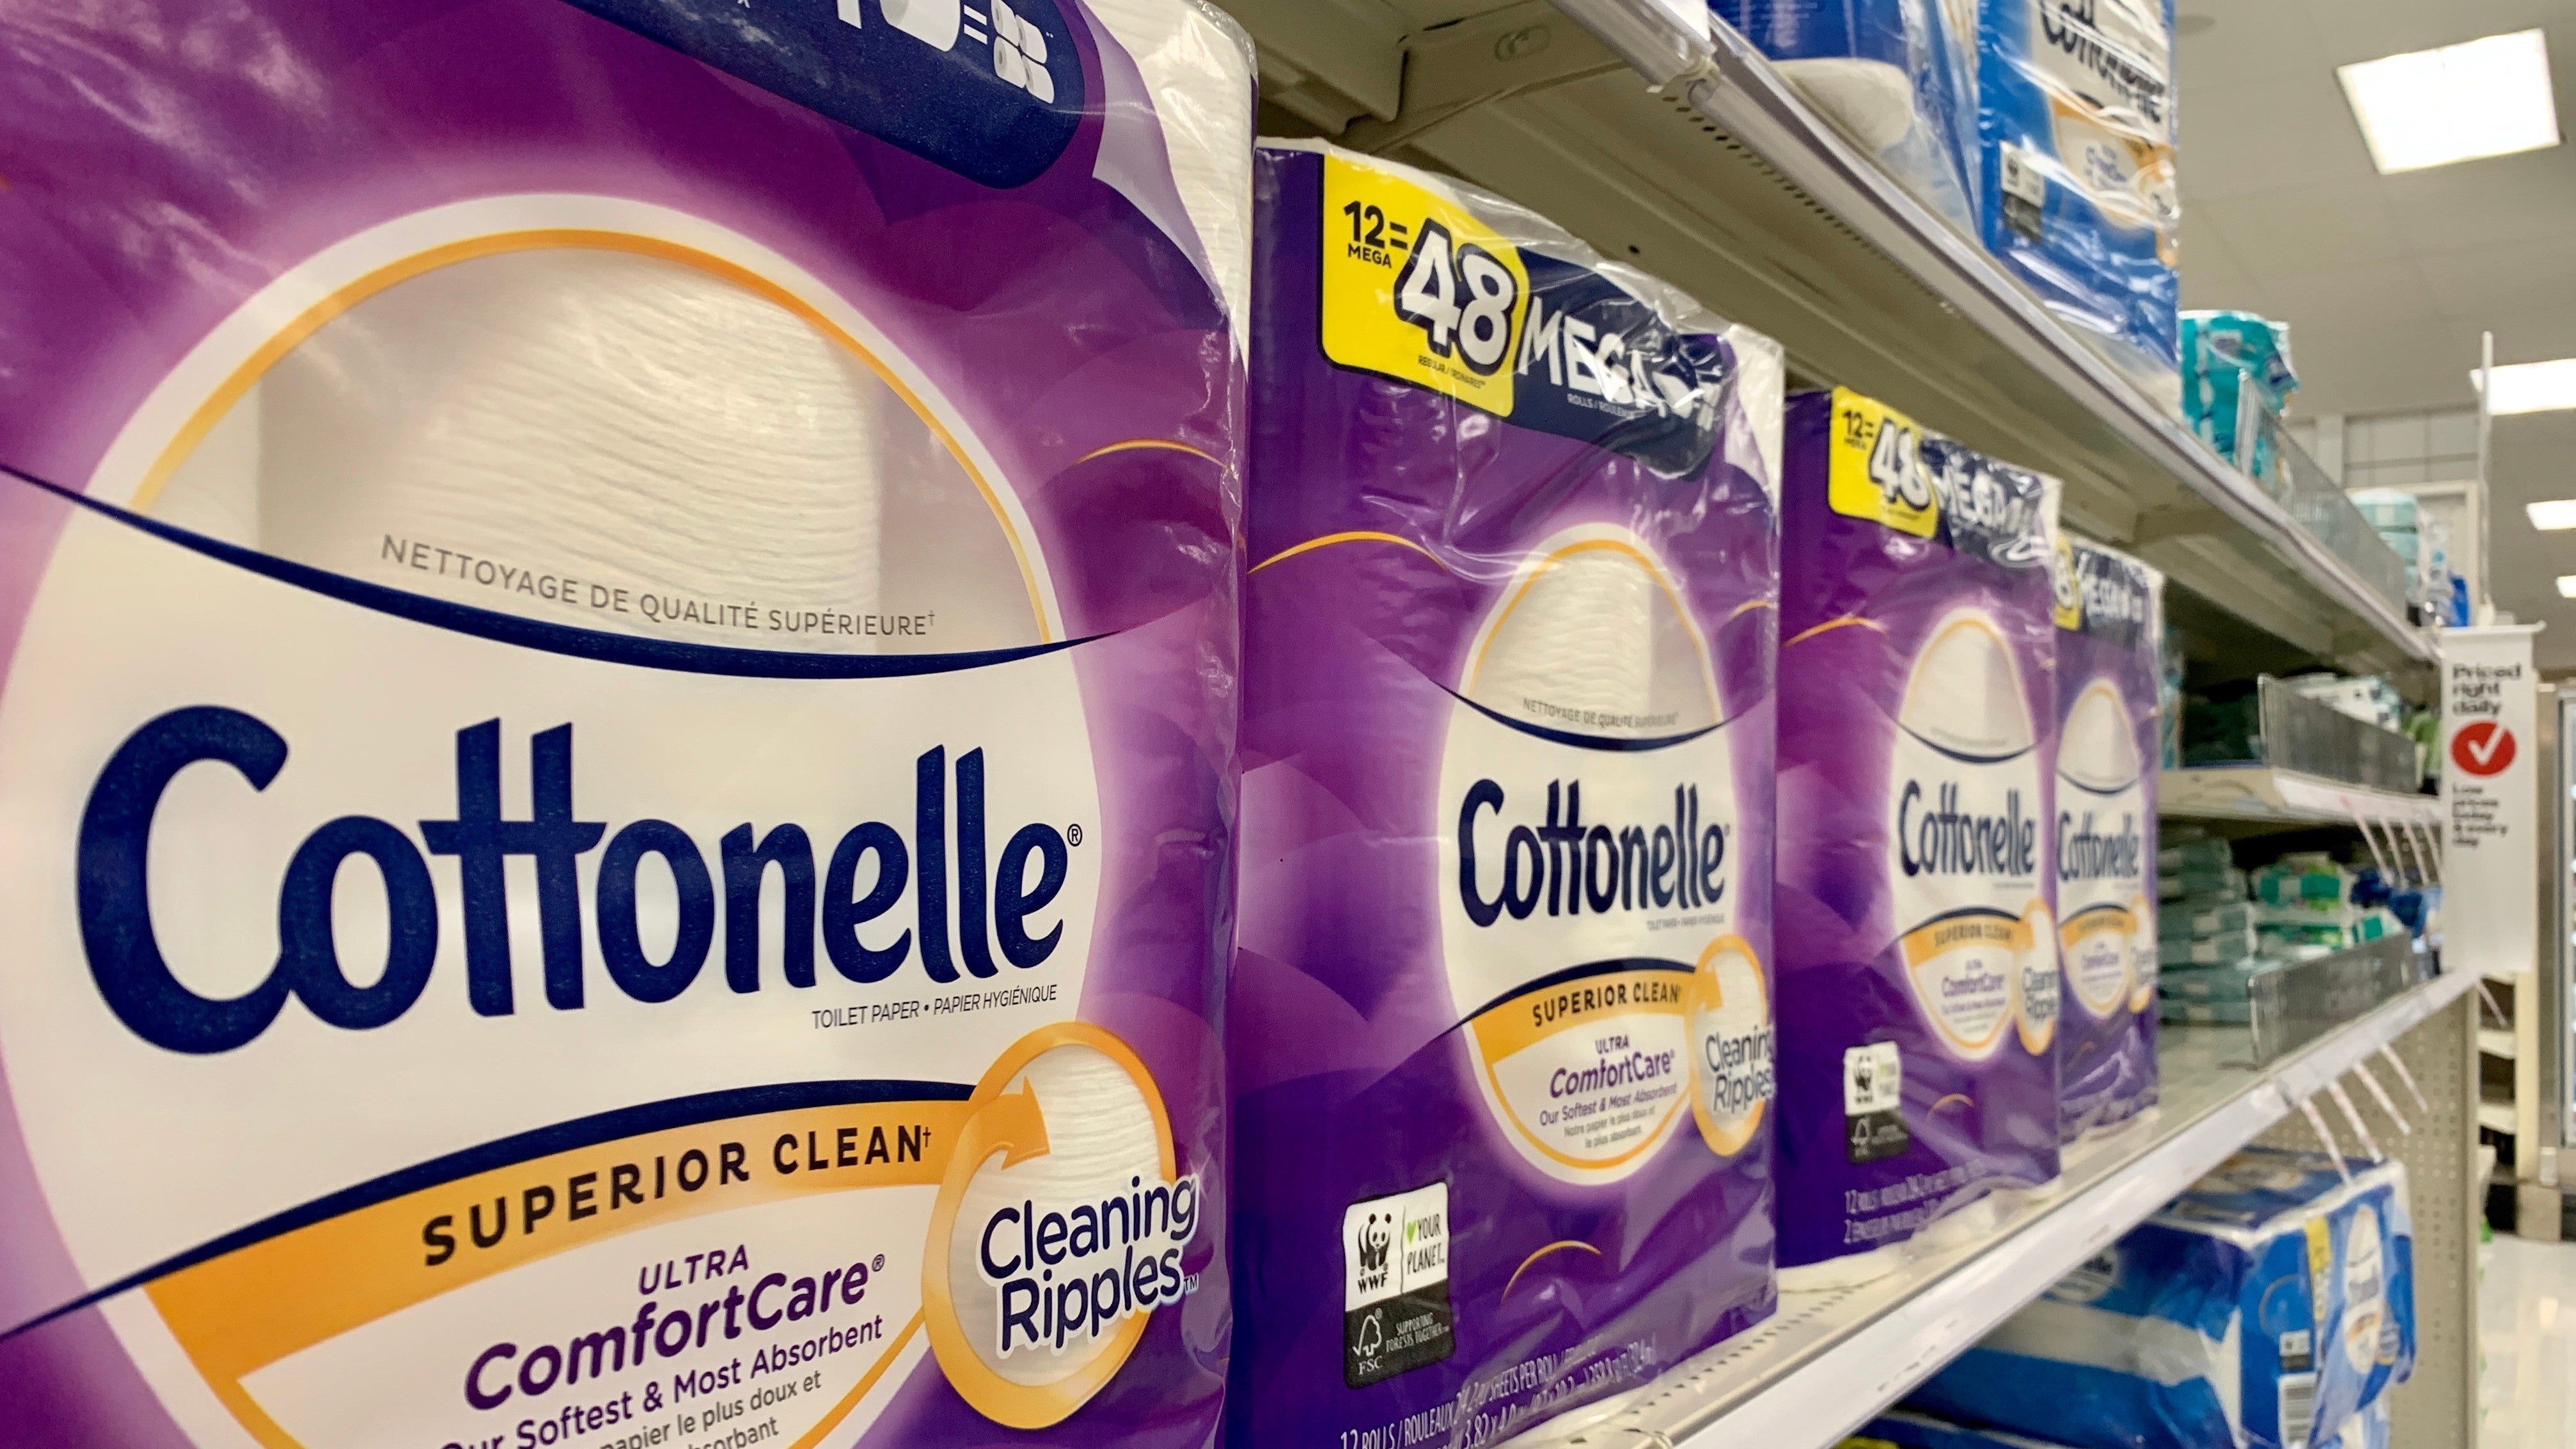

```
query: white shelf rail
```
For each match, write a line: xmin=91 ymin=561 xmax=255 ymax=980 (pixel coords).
xmin=1514 ymin=969 xmax=2476 ymax=1449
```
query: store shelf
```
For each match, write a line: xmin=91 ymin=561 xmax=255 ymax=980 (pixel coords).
xmin=2480 ymin=1100 xmax=2517 ymax=1135
xmin=1220 ymin=0 xmax=2434 ymax=678
xmin=2158 ymin=765 xmax=2444 ymax=829
xmin=2481 ymin=1029 xmax=2517 ymax=1060
xmin=1513 ymin=969 xmax=2476 ymax=1449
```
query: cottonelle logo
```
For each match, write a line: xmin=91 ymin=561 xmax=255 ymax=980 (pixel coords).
xmin=2056 ymin=678 xmax=2148 ymax=1019
xmin=80 ymin=716 xmax=1079 ymax=1054
xmin=0 ymin=484 xmax=1220 ymax=1446
xmin=1887 ymin=610 xmax=2057 ymax=1060
xmin=1436 ymin=526 xmax=1772 ymax=1184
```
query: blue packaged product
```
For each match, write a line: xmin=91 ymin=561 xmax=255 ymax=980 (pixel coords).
xmin=1850 ymin=1398 xmax=2388 ymax=1449
xmin=1716 ymin=0 xmax=1981 ymax=232
xmin=1910 ymin=1147 xmax=2415 ymax=1449
xmin=1977 ymin=0 xmax=2179 ymax=400
xmin=1849 ymin=1409 xmax=2078 ymax=1447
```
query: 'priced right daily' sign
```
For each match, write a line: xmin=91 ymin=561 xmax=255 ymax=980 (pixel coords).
xmin=2443 ymin=625 xmax=2540 ymax=980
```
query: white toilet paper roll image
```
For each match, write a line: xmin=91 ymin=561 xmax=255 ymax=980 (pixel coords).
xmin=1899 ymin=610 xmax=2036 ymax=760
xmin=148 ymin=380 xmax=262 ymax=549
xmin=2060 ymin=680 xmax=2140 ymax=794
xmin=146 ymin=234 xmax=1046 ymax=655
xmin=1775 ymin=56 xmax=1919 ymax=154
xmin=1463 ymin=533 xmax=1720 ymax=739
xmin=1085 ymin=0 xmax=1255 ymax=355
xmin=926 ymin=1026 xmax=1190 ymax=1428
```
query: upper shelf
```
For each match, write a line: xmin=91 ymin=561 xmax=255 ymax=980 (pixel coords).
xmin=1220 ymin=0 xmax=2436 ymax=678
xmin=2160 ymin=765 xmax=2446 ymax=830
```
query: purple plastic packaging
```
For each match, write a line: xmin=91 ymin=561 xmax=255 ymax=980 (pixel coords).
xmin=2052 ymin=541 xmax=2163 ymax=1140
xmin=1773 ymin=388 xmax=2062 ymax=1281
xmin=1232 ymin=141 xmax=1783 ymax=1449
xmin=0 ymin=3 xmax=1248 ymax=1445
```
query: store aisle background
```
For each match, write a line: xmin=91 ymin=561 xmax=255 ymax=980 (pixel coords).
xmin=2480 ymin=1234 xmax=2576 ymax=1446
xmin=2178 ymin=0 xmax=2576 ymax=670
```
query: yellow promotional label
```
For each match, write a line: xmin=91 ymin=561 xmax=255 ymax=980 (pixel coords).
xmin=2052 ymin=534 xmax=2083 ymax=631
xmin=1899 ymin=909 xmax=2030 ymax=1058
xmin=150 ymin=1098 xmax=969 ymax=1449
xmin=1826 ymin=388 xmax=1939 ymax=538
xmin=2061 ymin=903 xmax=2135 ymax=1017
xmin=1690 ymin=937 xmax=1774 ymax=1159
xmin=2129 ymin=892 xmax=2158 ymax=1014
xmin=2061 ymin=907 xmax=2135 ymax=948
xmin=1465 ymin=967 xmax=1693 ymax=1173
xmin=1319 ymin=153 xmax=1528 ymax=416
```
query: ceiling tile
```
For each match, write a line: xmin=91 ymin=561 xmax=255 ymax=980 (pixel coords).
xmin=2175 ymin=226 xmax=2265 ymax=311
xmin=2295 ymin=1 xmax=2569 ymax=70
xmin=2176 ymin=72 xmax=2379 ymax=198
xmin=2417 ymin=238 xmax=2576 ymax=321
xmin=2276 ymin=315 xmax=2470 ymax=414
xmin=2176 ymin=0 xmax=2330 ymax=93
xmin=2380 ymin=145 xmax=2576 ymax=254
xmin=2259 ymin=262 xmax=2447 ymax=331
xmin=2185 ymin=180 xmax=2408 ymax=272
xmin=2456 ymin=304 xmax=2576 ymax=368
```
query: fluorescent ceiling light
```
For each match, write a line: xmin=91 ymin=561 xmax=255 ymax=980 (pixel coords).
xmin=2475 ymin=357 xmax=2576 ymax=414
xmin=2533 ymin=499 xmax=2576 ymax=530
xmin=2559 ymin=575 xmax=2576 ymax=599
xmin=2339 ymin=29 xmax=2561 ymax=173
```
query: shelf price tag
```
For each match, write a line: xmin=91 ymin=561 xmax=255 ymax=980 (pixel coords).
xmin=1828 ymin=387 xmax=1940 ymax=537
xmin=1319 ymin=154 xmax=1528 ymax=416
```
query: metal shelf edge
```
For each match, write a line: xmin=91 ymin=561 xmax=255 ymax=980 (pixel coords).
xmin=2158 ymin=766 xmax=2444 ymax=827
xmin=1517 ymin=970 xmax=2472 ymax=1449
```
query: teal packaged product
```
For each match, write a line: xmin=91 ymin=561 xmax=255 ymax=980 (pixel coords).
xmin=2160 ymin=900 xmax=2256 ymax=940
xmin=2161 ymin=999 xmax=2250 ymax=1024
xmin=2181 ymin=694 xmax=2258 ymax=765
xmin=1913 ymin=1148 xmax=2417 ymax=1449
xmin=2254 ymin=857 xmax=2350 ymax=909
xmin=2159 ymin=929 xmax=2254 ymax=967
xmin=2349 ymin=494 xmax=2417 ymax=531
xmin=1977 ymin=0 xmax=2178 ymax=399
xmin=2157 ymin=837 xmax=2232 ymax=874
xmin=2160 ymin=865 xmax=2244 ymax=902
xmin=2261 ymin=920 xmax=2350 ymax=948
xmin=2285 ymin=673 xmax=2403 ymax=732
xmin=2180 ymin=311 xmax=2297 ymax=476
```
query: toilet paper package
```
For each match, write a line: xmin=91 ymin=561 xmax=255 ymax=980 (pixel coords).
xmin=1911 ymin=1148 xmax=2416 ymax=1449
xmin=1713 ymin=0 xmax=1982 ymax=233
xmin=2052 ymin=542 xmax=2161 ymax=1140
xmin=1234 ymin=140 xmax=1785 ymax=1449
xmin=1775 ymin=389 xmax=2062 ymax=1280
xmin=1850 ymin=1409 xmax=2084 ymax=1448
xmin=1977 ymin=0 xmax=2181 ymax=401
xmin=0 ymin=2 xmax=1250 ymax=1446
